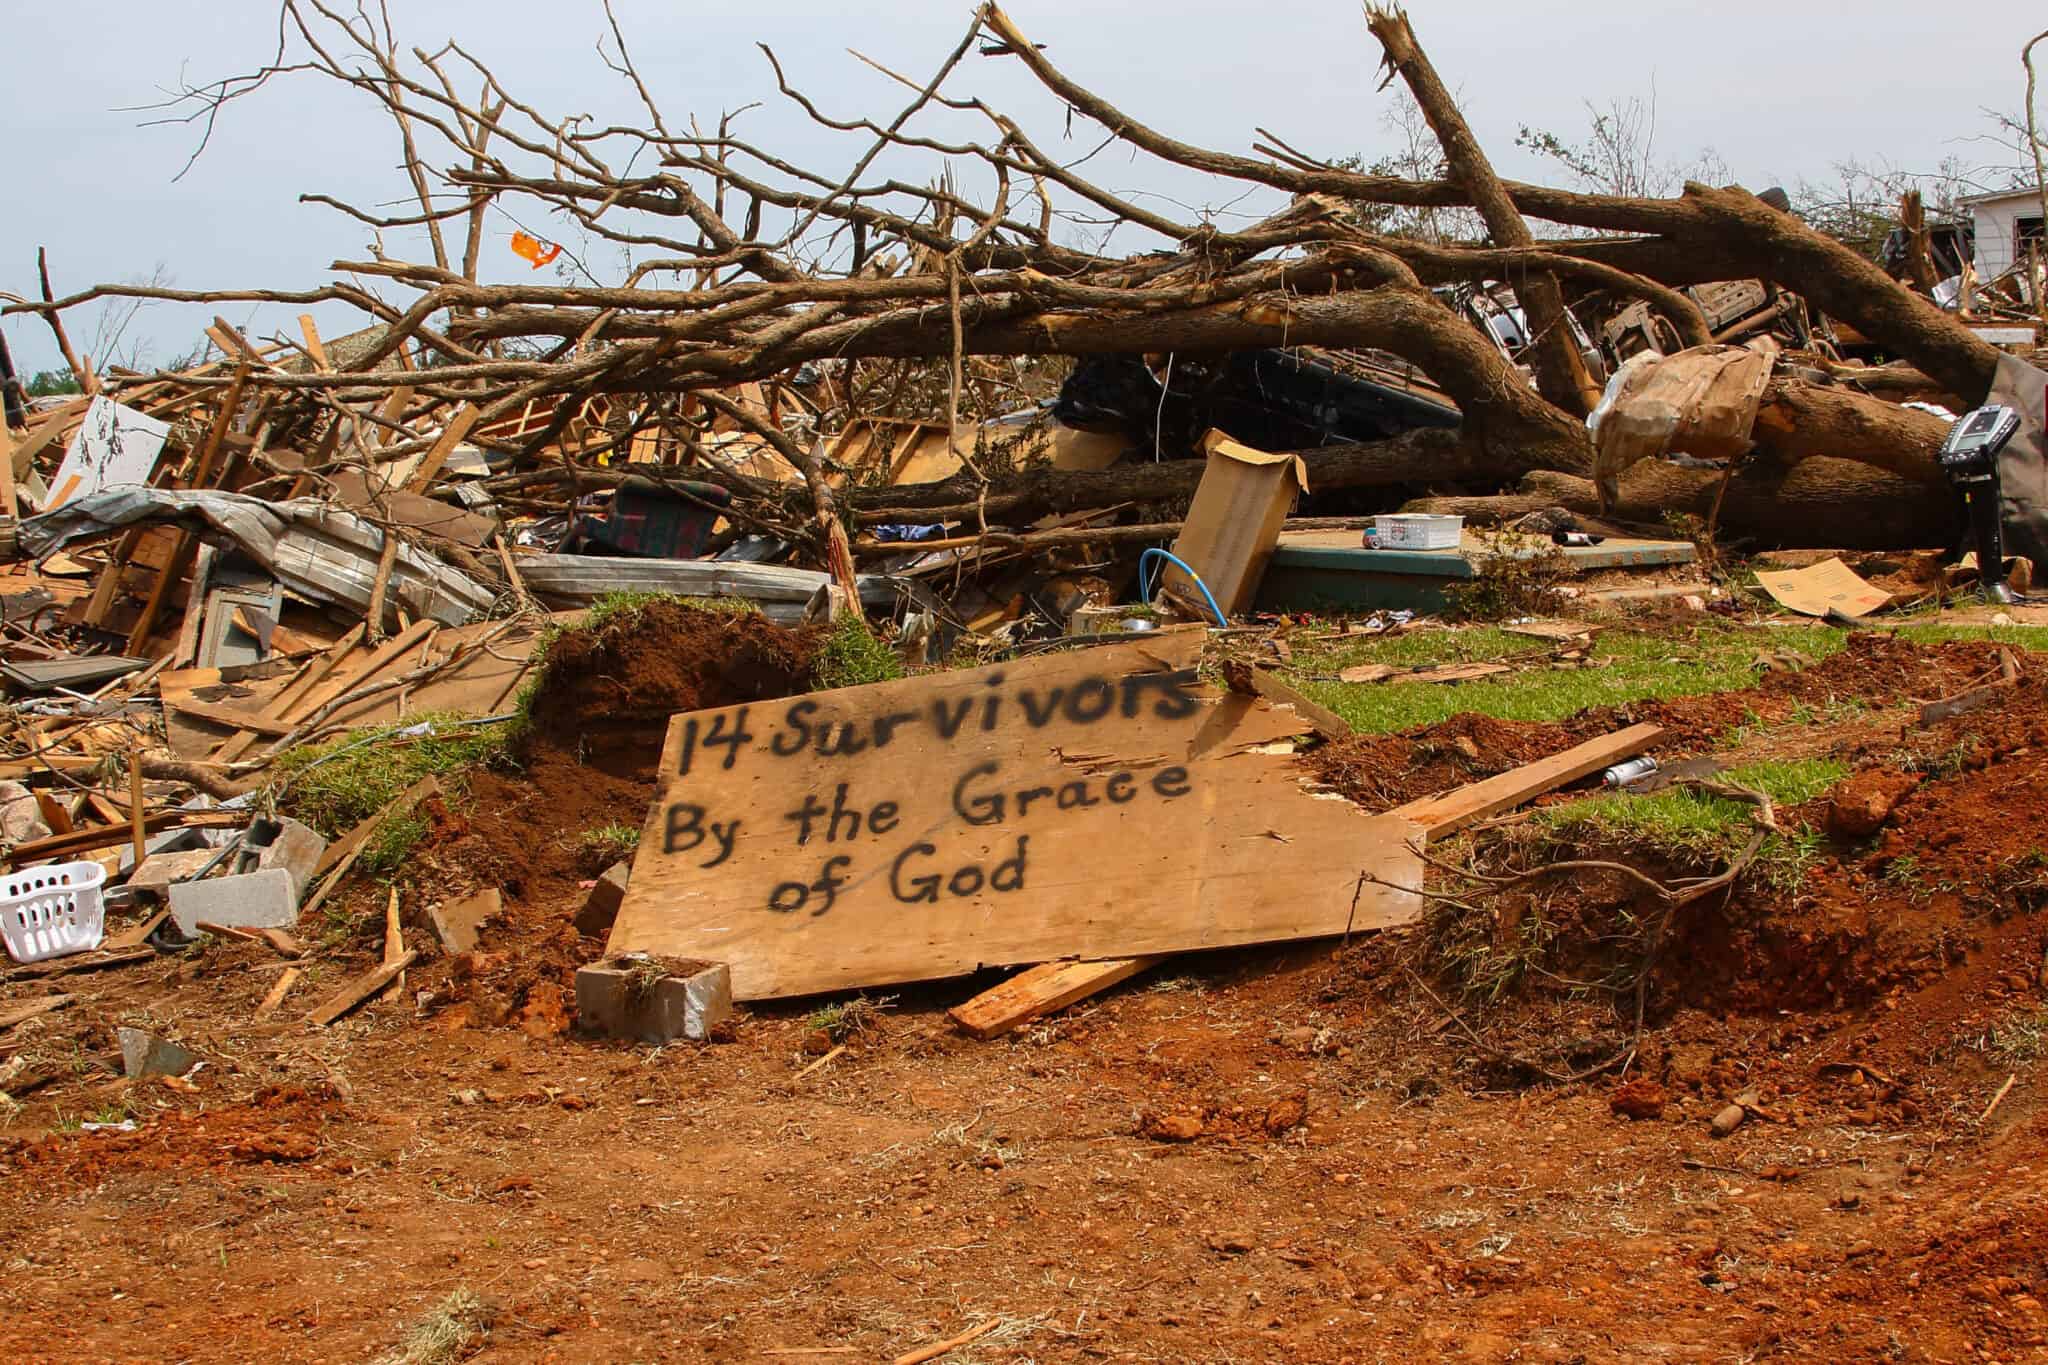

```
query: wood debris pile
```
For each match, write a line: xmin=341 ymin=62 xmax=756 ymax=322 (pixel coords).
xmin=0 ymin=3 xmax=2043 ymax=1013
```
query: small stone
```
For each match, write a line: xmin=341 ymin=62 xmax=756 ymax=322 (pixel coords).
xmin=573 ymin=861 xmax=631 ymax=938
xmin=1609 ymin=1077 xmax=1669 ymax=1121
xmin=1263 ymin=1093 xmax=1308 ymax=1135
xmin=1206 ymin=1230 xmax=1254 ymax=1254
xmin=1710 ymin=1103 xmax=1747 ymax=1138
xmin=1452 ymin=735 xmax=1481 ymax=760
xmin=118 ymin=1028 xmax=200 ymax=1079
xmin=1141 ymin=1113 xmax=1204 ymax=1142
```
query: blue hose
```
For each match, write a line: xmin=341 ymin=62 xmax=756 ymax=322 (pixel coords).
xmin=1137 ymin=547 xmax=1229 ymax=627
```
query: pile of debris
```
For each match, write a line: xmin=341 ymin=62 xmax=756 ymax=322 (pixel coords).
xmin=0 ymin=2 xmax=2045 ymax=1037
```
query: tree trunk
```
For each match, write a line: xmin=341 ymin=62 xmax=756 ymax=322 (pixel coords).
xmin=1751 ymin=378 xmax=1950 ymax=485
xmin=1493 ymin=462 xmax=1959 ymax=549
xmin=839 ymin=427 xmax=1497 ymax=524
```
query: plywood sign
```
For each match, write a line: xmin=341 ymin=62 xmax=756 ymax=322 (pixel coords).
xmin=607 ymin=631 xmax=1423 ymax=999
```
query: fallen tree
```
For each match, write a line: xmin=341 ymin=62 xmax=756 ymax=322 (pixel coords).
xmin=3 ymin=1 xmax=2015 ymax=551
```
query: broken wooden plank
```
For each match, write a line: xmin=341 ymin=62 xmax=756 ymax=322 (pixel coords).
xmin=165 ymin=697 xmax=296 ymax=736
xmin=254 ymin=966 xmax=301 ymax=1018
xmin=212 ymin=622 xmax=368 ymax=763
xmin=0 ymin=994 xmax=74 ymax=1031
xmin=1245 ymin=665 xmax=1350 ymax=740
xmin=1387 ymin=722 xmax=1663 ymax=838
xmin=381 ymin=886 xmax=406 ymax=1000
xmin=4 ymin=810 xmax=242 ymax=867
xmin=104 ymin=908 xmax=170 ymax=952
xmin=403 ymin=402 xmax=481 ymax=492
xmin=946 ymin=958 xmax=1153 ymax=1040
xmin=310 ymin=775 xmax=442 ymax=882
xmin=307 ymin=949 xmax=418 ymax=1026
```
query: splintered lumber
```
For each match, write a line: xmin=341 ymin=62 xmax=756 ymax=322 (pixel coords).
xmin=1387 ymin=722 xmax=1663 ymax=838
xmin=607 ymin=630 xmax=1423 ymax=999
xmin=5 ymin=810 xmax=243 ymax=867
xmin=127 ymin=752 xmax=148 ymax=867
xmin=165 ymin=698 xmax=295 ymax=736
xmin=0 ymin=994 xmax=74 ymax=1031
xmin=105 ymin=908 xmax=171 ymax=952
xmin=947 ymin=958 xmax=1153 ymax=1039
xmin=947 ymin=720 xmax=1665 ymax=1038
xmin=403 ymin=402 xmax=481 ymax=492
xmin=381 ymin=886 xmax=405 ymax=1000
xmin=298 ymin=618 xmax=435 ymax=717
xmin=213 ymin=623 xmax=367 ymax=763
xmin=306 ymin=949 xmax=418 ymax=1025
xmin=255 ymin=967 xmax=301 ymax=1017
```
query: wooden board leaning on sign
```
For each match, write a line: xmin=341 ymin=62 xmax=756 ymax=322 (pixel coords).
xmin=605 ymin=630 xmax=1424 ymax=1000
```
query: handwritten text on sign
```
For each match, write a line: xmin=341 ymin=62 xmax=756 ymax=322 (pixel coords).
xmin=608 ymin=632 xmax=1424 ymax=999
xmin=659 ymin=659 xmax=1202 ymax=915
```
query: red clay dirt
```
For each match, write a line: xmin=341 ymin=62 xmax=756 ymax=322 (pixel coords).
xmin=4 ymin=625 xmax=2048 ymax=1361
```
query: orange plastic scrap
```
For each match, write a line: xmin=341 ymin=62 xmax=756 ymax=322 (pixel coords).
xmin=509 ymin=231 xmax=562 ymax=269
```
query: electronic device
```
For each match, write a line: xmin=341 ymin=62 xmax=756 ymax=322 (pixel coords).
xmin=1937 ymin=404 xmax=2023 ymax=603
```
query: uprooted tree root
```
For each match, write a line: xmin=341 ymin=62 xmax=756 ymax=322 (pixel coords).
xmin=1367 ymin=777 xmax=1779 ymax=1084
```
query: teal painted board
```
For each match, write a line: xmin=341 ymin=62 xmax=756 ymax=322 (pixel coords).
xmin=1257 ymin=531 xmax=1697 ymax=613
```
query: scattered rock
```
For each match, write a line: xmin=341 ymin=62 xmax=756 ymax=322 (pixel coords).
xmin=1609 ymin=1077 xmax=1669 ymax=1121
xmin=1826 ymin=770 xmax=1920 ymax=839
xmin=1206 ymin=1230 xmax=1254 ymax=1254
xmin=1710 ymin=1103 xmax=1747 ymax=1138
xmin=1263 ymin=1093 xmax=1307 ymax=1135
xmin=573 ymin=861 xmax=632 ymax=938
xmin=516 ymin=983 xmax=571 ymax=1039
xmin=1141 ymin=1112 xmax=1205 ymax=1143
xmin=1451 ymin=735 xmax=1481 ymax=760
xmin=117 ymin=1028 xmax=200 ymax=1079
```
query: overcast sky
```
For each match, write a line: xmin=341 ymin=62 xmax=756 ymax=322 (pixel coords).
xmin=2 ymin=1 xmax=2038 ymax=381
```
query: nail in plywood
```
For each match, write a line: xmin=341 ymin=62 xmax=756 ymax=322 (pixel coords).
xmin=606 ymin=631 xmax=1423 ymax=1000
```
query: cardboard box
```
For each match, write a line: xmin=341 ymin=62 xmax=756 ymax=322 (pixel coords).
xmin=1160 ymin=430 xmax=1306 ymax=620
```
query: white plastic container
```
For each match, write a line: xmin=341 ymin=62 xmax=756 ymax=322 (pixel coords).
xmin=0 ymin=861 xmax=107 ymax=964
xmin=1372 ymin=513 xmax=1464 ymax=551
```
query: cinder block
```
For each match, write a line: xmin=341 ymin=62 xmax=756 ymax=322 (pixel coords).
xmin=252 ymin=817 xmax=328 ymax=899
xmin=130 ymin=848 xmax=223 ymax=899
xmin=574 ymin=861 xmax=631 ymax=939
xmin=118 ymin=1027 xmax=200 ymax=1078
xmin=575 ymin=958 xmax=730 ymax=1045
xmin=168 ymin=868 xmax=299 ymax=936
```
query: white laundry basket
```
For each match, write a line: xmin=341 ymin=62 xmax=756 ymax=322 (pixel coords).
xmin=1372 ymin=513 xmax=1464 ymax=551
xmin=0 ymin=861 xmax=107 ymax=964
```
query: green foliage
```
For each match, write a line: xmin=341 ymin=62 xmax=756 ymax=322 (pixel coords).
xmin=813 ymin=612 xmax=903 ymax=691
xmin=1442 ymin=546 xmax=1570 ymax=623
xmin=581 ymin=821 xmax=640 ymax=868
xmin=271 ymin=714 xmax=512 ymax=847
xmin=25 ymin=370 xmax=82 ymax=397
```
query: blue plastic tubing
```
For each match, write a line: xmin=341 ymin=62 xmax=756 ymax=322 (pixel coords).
xmin=1136 ymin=547 xmax=1228 ymax=627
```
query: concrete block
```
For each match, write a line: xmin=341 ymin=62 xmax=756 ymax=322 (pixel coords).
xmin=129 ymin=848 xmax=222 ymax=899
xmin=575 ymin=958 xmax=730 ymax=1045
xmin=118 ymin=1027 xmax=200 ymax=1078
xmin=429 ymin=888 xmax=502 ymax=955
xmin=252 ymin=817 xmax=327 ymax=899
xmin=574 ymin=861 xmax=631 ymax=939
xmin=168 ymin=868 xmax=299 ymax=936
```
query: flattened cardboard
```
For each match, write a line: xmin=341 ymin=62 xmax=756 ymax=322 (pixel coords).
xmin=1754 ymin=557 xmax=1891 ymax=618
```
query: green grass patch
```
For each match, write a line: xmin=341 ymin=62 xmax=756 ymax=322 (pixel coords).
xmin=1290 ymin=619 xmax=2048 ymax=738
xmin=1533 ymin=758 xmax=1847 ymax=891
xmin=1293 ymin=622 xmax=1846 ymax=736
xmin=271 ymin=713 xmax=511 ymax=846
xmin=813 ymin=611 xmax=904 ymax=691
xmin=581 ymin=821 xmax=641 ymax=869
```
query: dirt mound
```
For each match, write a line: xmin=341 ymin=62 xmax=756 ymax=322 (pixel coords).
xmin=524 ymin=600 xmax=818 ymax=739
